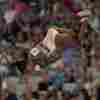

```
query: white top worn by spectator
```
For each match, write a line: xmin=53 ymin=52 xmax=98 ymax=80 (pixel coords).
xmin=4 ymin=10 xmax=17 ymax=24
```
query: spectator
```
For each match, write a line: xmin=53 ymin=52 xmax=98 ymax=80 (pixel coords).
xmin=80 ymin=88 xmax=91 ymax=100
xmin=4 ymin=0 xmax=17 ymax=25
xmin=38 ymin=81 xmax=48 ymax=91
xmin=32 ymin=91 xmax=39 ymax=100
xmin=6 ymin=93 xmax=18 ymax=100
xmin=64 ymin=0 xmax=81 ymax=15
xmin=0 ymin=16 xmax=6 ymax=33
xmin=16 ymin=15 xmax=32 ymax=43
xmin=15 ymin=0 xmax=31 ymax=14
xmin=6 ymin=78 xmax=18 ymax=100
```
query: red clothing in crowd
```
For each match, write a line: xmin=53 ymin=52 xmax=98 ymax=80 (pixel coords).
xmin=64 ymin=0 xmax=81 ymax=15
xmin=15 ymin=2 xmax=31 ymax=14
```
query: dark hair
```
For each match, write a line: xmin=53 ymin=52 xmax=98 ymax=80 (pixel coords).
xmin=80 ymin=88 xmax=90 ymax=100
xmin=32 ymin=91 xmax=39 ymax=99
xmin=38 ymin=81 xmax=48 ymax=91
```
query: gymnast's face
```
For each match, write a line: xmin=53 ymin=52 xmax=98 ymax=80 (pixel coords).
xmin=32 ymin=26 xmax=44 ymax=45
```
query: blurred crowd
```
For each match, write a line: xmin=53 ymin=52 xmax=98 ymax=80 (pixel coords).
xmin=0 ymin=0 xmax=100 ymax=100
